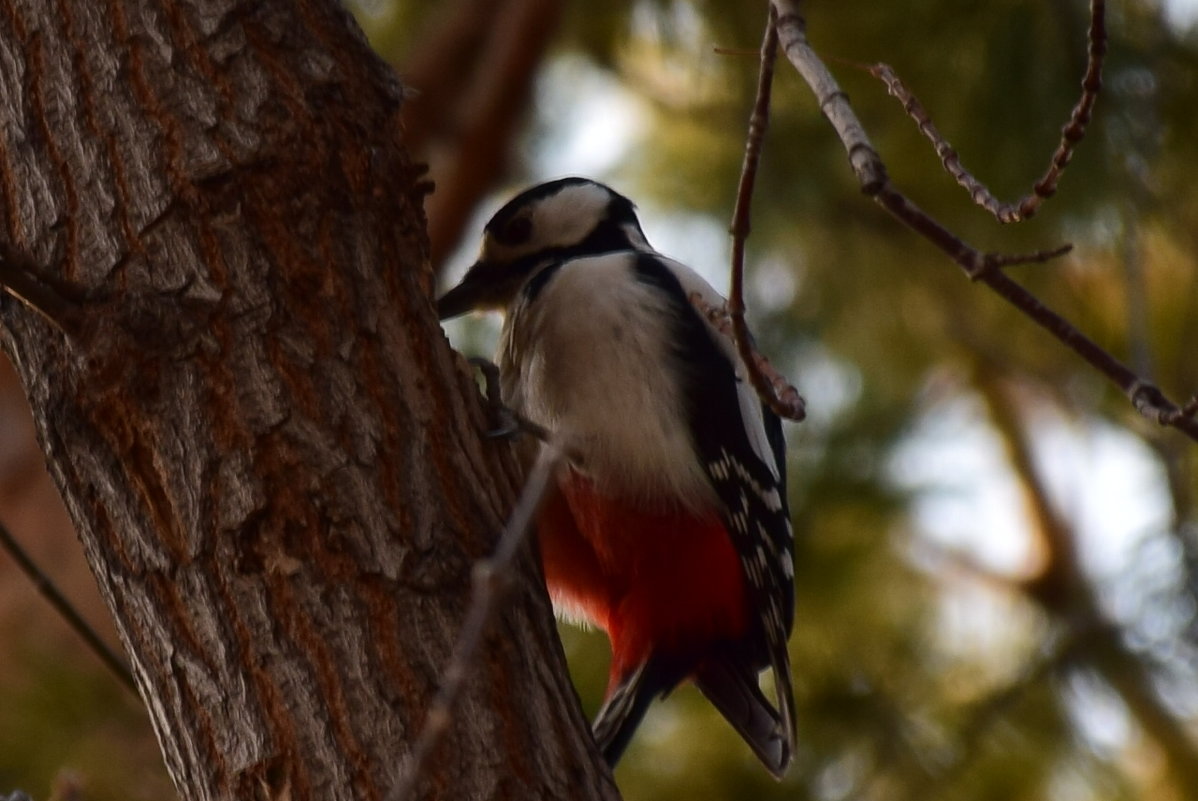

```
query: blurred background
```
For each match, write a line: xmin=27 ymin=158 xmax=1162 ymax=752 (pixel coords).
xmin=2 ymin=1 xmax=1197 ymax=799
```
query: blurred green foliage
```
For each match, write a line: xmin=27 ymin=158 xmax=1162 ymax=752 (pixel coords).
xmin=0 ymin=643 xmax=171 ymax=800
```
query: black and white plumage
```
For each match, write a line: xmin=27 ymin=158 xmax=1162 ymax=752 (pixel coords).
xmin=438 ymin=177 xmax=796 ymax=777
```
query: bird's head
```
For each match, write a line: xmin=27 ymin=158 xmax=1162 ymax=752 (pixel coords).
xmin=437 ymin=177 xmax=650 ymax=319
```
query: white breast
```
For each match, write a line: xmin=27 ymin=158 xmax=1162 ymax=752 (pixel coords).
xmin=498 ymin=253 xmax=718 ymax=512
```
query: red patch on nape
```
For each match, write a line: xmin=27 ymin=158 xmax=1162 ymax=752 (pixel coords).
xmin=536 ymin=469 xmax=750 ymax=688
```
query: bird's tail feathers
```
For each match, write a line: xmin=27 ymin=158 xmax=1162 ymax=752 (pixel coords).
xmin=695 ymin=656 xmax=793 ymax=779
xmin=592 ymin=658 xmax=672 ymax=769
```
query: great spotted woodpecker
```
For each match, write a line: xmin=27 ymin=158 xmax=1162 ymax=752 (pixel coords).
xmin=438 ymin=178 xmax=796 ymax=776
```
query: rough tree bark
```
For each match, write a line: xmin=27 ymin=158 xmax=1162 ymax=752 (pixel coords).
xmin=0 ymin=0 xmax=617 ymax=799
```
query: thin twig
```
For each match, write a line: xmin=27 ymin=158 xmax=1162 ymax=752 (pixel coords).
xmin=691 ymin=293 xmax=806 ymax=422
xmin=727 ymin=5 xmax=805 ymax=423
xmin=0 ymin=241 xmax=84 ymax=336
xmin=980 ymin=244 xmax=1074 ymax=275
xmin=388 ymin=437 xmax=566 ymax=801
xmin=0 ymin=519 xmax=137 ymax=694
xmin=865 ymin=0 xmax=1106 ymax=223
xmin=713 ymin=47 xmax=761 ymax=57
xmin=1026 ymin=0 xmax=1107 ymax=218
xmin=770 ymin=0 xmax=1198 ymax=442
xmin=1164 ymin=395 xmax=1198 ymax=425
xmin=867 ymin=62 xmax=1012 ymax=217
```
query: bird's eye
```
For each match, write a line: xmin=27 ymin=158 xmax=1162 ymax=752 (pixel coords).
xmin=499 ymin=216 xmax=533 ymax=245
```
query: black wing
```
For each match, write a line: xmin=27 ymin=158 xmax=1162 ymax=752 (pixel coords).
xmin=631 ymin=254 xmax=797 ymax=769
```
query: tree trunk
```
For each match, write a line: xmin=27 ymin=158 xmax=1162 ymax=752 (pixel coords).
xmin=0 ymin=1 xmax=616 ymax=799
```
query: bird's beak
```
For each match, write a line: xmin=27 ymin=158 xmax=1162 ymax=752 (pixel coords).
xmin=436 ymin=262 xmax=487 ymax=320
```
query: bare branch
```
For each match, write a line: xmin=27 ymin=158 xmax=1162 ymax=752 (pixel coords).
xmin=389 ymin=437 xmax=566 ymax=801
xmin=865 ymin=0 xmax=1106 ymax=223
xmin=1166 ymin=395 xmax=1198 ymax=425
xmin=0 ymin=518 xmax=137 ymax=694
xmin=1131 ymin=384 xmax=1198 ymax=429
xmin=1027 ymin=0 xmax=1108 ymax=217
xmin=770 ymin=0 xmax=1198 ymax=442
xmin=866 ymin=61 xmax=1016 ymax=218
xmin=728 ymin=5 xmax=806 ymax=423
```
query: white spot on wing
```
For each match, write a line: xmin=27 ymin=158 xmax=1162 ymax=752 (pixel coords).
xmin=712 ymin=448 xmax=788 ymax=525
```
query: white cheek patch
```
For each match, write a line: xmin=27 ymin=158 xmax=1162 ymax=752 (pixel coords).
xmin=501 ymin=253 xmax=717 ymax=510
xmin=530 ymin=182 xmax=615 ymax=251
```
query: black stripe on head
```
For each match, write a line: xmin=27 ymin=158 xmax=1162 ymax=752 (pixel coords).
xmin=599 ymin=186 xmax=639 ymax=230
xmin=574 ymin=191 xmax=645 ymax=255
xmin=521 ymin=260 xmax=567 ymax=305
xmin=484 ymin=177 xmax=596 ymax=243
xmin=488 ymin=178 xmax=648 ymax=260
